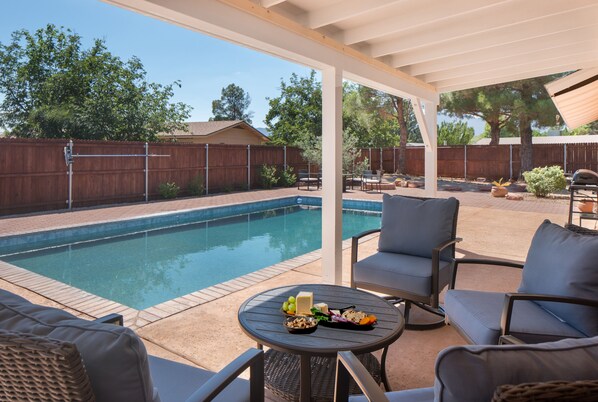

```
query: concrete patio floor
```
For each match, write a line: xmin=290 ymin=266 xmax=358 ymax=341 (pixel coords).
xmin=0 ymin=184 xmax=572 ymax=392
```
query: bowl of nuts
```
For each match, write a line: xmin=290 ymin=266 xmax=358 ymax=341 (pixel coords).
xmin=284 ymin=316 xmax=318 ymax=334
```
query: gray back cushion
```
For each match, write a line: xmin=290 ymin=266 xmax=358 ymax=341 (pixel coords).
xmin=378 ymin=194 xmax=458 ymax=261
xmin=434 ymin=336 xmax=598 ymax=402
xmin=0 ymin=290 xmax=158 ymax=402
xmin=518 ymin=220 xmax=598 ymax=336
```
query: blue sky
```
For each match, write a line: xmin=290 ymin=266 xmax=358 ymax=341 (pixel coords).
xmin=0 ymin=0 xmax=311 ymax=128
xmin=0 ymin=0 xmax=485 ymax=134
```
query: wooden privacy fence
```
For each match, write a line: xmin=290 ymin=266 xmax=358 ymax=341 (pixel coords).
xmin=1 ymin=138 xmax=597 ymax=215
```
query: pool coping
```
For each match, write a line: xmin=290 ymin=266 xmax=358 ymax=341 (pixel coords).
xmin=0 ymin=195 xmax=381 ymax=329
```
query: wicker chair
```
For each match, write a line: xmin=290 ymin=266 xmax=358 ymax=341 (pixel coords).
xmin=0 ymin=312 xmax=264 ymax=402
xmin=0 ymin=330 xmax=95 ymax=401
xmin=334 ymin=336 xmax=598 ymax=402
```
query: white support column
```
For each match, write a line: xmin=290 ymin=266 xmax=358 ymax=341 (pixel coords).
xmin=413 ymin=98 xmax=438 ymax=197
xmin=321 ymin=66 xmax=343 ymax=285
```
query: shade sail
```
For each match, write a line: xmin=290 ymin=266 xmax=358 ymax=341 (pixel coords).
xmin=545 ymin=68 xmax=598 ymax=129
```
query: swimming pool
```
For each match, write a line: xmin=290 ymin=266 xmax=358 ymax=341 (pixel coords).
xmin=0 ymin=197 xmax=381 ymax=309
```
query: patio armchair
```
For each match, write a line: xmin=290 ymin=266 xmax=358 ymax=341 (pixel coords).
xmin=334 ymin=335 xmax=598 ymax=402
xmin=0 ymin=289 xmax=264 ymax=402
xmin=297 ymin=169 xmax=320 ymax=190
xmin=361 ymin=170 xmax=383 ymax=193
xmin=444 ymin=220 xmax=598 ymax=345
xmin=351 ymin=194 xmax=460 ymax=330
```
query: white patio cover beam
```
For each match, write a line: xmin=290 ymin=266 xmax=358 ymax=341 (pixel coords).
xmin=321 ymin=67 xmax=343 ymax=285
xmin=413 ymin=99 xmax=438 ymax=196
xmin=102 ymin=0 xmax=437 ymax=102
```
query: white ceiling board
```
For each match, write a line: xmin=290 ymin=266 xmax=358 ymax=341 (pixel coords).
xmin=102 ymin=0 xmax=598 ymax=96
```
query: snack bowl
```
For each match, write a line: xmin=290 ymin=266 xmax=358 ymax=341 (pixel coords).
xmin=283 ymin=316 xmax=318 ymax=334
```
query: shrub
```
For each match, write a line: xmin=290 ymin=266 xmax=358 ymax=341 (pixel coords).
xmin=158 ymin=181 xmax=180 ymax=199
xmin=188 ymin=173 xmax=205 ymax=196
xmin=260 ymin=164 xmax=279 ymax=189
xmin=279 ymin=166 xmax=297 ymax=187
xmin=523 ymin=166 xmax=567 ymax=197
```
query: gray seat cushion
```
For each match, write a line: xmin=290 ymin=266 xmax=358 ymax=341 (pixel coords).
xmin=354 ymin=252 xmax=452 ymax=298
xmin=434 ymin=336 xmax=598 ymax=402
xmin=349 ymin=387 xmax=434 ymax=402
xmin=149 ymin=356 xmax=250 ymax=402
xmin=378 ymin=194 xmax=458 ymax=261
xmin=519 ymin=220 xmax=598 ymax=336
xmin=444 ymin=290 xmax=585 ymax=345
xmin=0 ymin=289 xmax=158 ymax=402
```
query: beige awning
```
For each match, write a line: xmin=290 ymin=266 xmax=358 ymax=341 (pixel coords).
xmin=545 ymin=67 xmax=598 ymax=129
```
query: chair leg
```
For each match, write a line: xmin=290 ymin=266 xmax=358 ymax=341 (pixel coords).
xmin=386 ymin=298 xmax=446 ymax=331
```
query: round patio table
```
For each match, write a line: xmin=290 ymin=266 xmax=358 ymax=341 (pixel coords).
xmin=238 ymin=284 xmax=404 ymax=402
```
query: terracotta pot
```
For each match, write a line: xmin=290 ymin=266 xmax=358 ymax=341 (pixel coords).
xmin=491 ymin=186 xmax=508 ymax=197
xmin=577 ymin=201 xmax=595 ymax=213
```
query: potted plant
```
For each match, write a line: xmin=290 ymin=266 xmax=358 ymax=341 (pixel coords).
xmin=491 ymin=178 xmax=510 ymax=197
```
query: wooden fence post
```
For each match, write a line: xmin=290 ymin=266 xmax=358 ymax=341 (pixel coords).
xmin=509 ymin=144 xmax=513 ymax=179
xmin=67 ymin=139 xmax=73 ymax=210
xmin=144 ymin=142 xmax=149 ymax=202
xmin=464 ymin=145 xmax=467 ymax=180
xmin=205 ymin=144 xmax=209 ymax=195
xmin=563 ymin=144 xmax=567 ymax=173
xmin=247 ymin=144 xmax=251 ymax=190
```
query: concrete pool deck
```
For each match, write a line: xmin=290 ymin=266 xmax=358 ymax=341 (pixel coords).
xmin=0 ymin=185 xmax=574 ymax=390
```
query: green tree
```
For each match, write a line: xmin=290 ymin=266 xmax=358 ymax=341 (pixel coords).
xmin=508 ymin=76 xmax=560 ymax=174
xmin=210 ymin=83 xmax=253 ymax=123
xmin=437 ymin=121 xmax=474 ymax=145
xmin=441 ymin=86 xmax=516 ymax=145
xmin=351 ymin=85 xmax=419 ymax=173
xmin=265 ymin=70 xmax=322 ymax=145
xmin=0 ymin=24 xmax=191 ymax=140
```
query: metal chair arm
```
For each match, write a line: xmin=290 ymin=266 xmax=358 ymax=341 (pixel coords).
xmin=334 ymin=351 xmax=389 ymax=402
xmin=450 ymin=258 xmax=524 ymax=289
xmin=94 ymin=313 xmax=124 ymax=326
xmin=500 ymin=293 xmax=598 ymax=337
xmin=351 ymin=228 xmax=382 ymax=264
xmin=186 ymin=348 xmax=264 ymax=402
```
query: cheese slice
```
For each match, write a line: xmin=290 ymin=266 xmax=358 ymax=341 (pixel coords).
xmin=313 ymin=302 xmax=328 ymax=314
xmin=295 ymin=291 xmax=314 ymax=315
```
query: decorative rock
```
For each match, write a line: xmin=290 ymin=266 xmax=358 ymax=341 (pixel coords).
xmin=407 ymin=181 xmax=422 ymax=188
xmin=506 ymin=193 xmax=524 ymax=201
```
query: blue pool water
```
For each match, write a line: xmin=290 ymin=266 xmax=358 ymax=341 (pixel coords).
xmin=1 ymin=203 xmax=380 ymax=309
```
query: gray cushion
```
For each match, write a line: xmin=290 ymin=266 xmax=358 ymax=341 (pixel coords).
xmin=518 ymin=220 xmax=598 ymax=336
xmin=444 ymin=290 xmax=584 ymax=345
xmin=378 ymin=194 xmax=458 ymax=261
xmin=354 ymin=252 xmax=452 ymax=298
xmin=349 ymin=387 xmax=434 ymax=402
xmin=434 ymin=336 xmax=598 ymax=402
xmin=0 ymin=289 xmax=157 ymax=402
xmin=149 ymin=356 xmax=250 ymax=402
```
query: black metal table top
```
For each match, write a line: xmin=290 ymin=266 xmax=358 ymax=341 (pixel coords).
xmin=238 ymin=284 xmax=404 ymax=357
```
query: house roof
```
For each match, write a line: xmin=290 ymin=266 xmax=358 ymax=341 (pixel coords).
xmin=160 ymin=120 xmax=269 ymax=141
xmin=475 ymin=134 xmax=598 ymax=145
